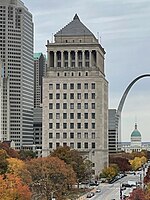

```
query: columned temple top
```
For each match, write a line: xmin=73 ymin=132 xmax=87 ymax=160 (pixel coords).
xmin=46 ymin=14 xmax=105 ymax=73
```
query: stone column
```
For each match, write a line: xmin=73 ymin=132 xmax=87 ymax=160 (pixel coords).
xmin=61 ymin=51 xmax=64 ymax=68
xmin=54 ymin=51 xmax=57 ymax=68
xmin=68 ymin=51 xmax=70 ymax=68
xmin=82 ymin=50 xmax=85 ymax=68
xmin=47 ymin=51 xmax=50 ymax=68
xmin=75 ymin=51 xmax=78 ymax=68
xmin=90 ymin=50 xmax=92 ymax=67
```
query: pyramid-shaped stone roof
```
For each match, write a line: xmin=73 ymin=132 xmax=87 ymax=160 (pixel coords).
xmin=55 ymin=14 xmax=95 ymax=37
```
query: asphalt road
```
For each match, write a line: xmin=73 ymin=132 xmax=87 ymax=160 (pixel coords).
xmin=86 ymin=173 xmax=142 ymax=200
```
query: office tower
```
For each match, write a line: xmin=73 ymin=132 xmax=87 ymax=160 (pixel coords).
xmin=108 ymin=109 xmax=118 ymax=153
xmin=33 ymin=53 xmax=46 ymax=152
xmin=42 ymin=14 xmax=108 ymax=174
xmin=0 ymin=0 xmax=34 ymax=149
xmin=0 ymin=59 xmax=3 ymax=141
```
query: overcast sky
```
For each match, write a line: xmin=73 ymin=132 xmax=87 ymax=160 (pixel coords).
xmin=23 ymin=0 xmax=150 ymax=142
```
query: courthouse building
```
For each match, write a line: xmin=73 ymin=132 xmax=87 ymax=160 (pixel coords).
xmin=42 ymin=14 xmax=108 ymax=174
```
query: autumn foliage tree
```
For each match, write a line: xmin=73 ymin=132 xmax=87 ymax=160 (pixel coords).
xmin=27 ymin=156 xmax=76 ymax=200
xmin=129 ymin=188 xmax=146 ymax=200
xmin=0 ymin=142 xmax=19 ymax=158
xmin=7 ymin=157 xmax=31 ymax=185
xmin=0 ymin=149 xmax=9 ymax=175
xmin=109 ymin=156 xmax=131 ymax=172
xmin=51 ymin=146 xmax=90 ymax=183
xmin=129 ymin=156 xmax=147 ymax=171
xmin=0 ymin=174 xmax=31 ymax=200
xmin=100 ymin=164 xmax=118 ymax=180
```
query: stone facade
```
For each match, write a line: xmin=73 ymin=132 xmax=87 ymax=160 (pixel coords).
xmin=42 ymin=14 xmax=108 ymax=175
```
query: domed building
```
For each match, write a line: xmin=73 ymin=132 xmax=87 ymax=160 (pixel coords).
xmin=122 ymin=123 xmax=142 ymax=153
xmin=130 ymin=123 xmax=142 ymax=152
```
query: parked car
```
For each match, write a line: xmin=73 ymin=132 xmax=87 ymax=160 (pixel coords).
xmin=87 ymin=192 xmax=95 ymax=198
xmin=96 ymin=188 xmax=101 ymax=193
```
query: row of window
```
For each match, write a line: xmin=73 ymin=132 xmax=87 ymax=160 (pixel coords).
xmin=49 ymin=83 xmax=95 ymax=90
xmin=49 ymin=142 xmax=96 ymax=149
xmin=49 ymin=103 xmax=95 ymax=109
xmin=49 ymin=113 xmax=95 ymax=119
xmin=49 ymin=122 xmax=96 ymax=129
xmin=49 ymin=132 xmax=95 ymax=139
xmin=49 ymin=93 xmax=95 ymax=100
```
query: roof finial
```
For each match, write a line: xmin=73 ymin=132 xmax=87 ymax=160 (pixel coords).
xmin=135 ymin=123 xmax=137 ymax=130
xmin=73 ymin=14 xmax=80 ymax=21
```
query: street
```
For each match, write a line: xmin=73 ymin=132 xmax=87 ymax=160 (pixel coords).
xmin=86 ymin=173 xmax=142 ymax=200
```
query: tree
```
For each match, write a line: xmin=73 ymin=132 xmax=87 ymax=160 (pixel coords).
xmin=19 ymin=150 xmax=36 ymax=161
xmin=0 ymin=142 xmax=19 ymax=158
xmin=129 ymin=188 xmax=146 ymax=200
xmin=0 ymin=174 xmax=31 ymax=200
xmin=51 ymin=146 xmax=89 ymax=184
xmin=7 ymin=157 xmax=31 ymax=185
xmin=26 ymin=156 xmax=76 ymax=200
xmin=110 ymin=156 xmax=131 ymax=172
xmin=101 ymin=165 xmax=118 ymax=180
xmin=129 ymin=156 xmax=146 ymax=171
xmin=0 ymin=149 xmax=9 ymax=175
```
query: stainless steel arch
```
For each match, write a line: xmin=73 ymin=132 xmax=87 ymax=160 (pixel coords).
xmin=116 ymin=74 xmax=150 ymax=151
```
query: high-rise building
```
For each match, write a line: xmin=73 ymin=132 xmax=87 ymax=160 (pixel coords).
xmin=42 ymin=14 xmax=108 ymax=174
xmin=0 ymin=59 xmax=3 ymax=141
xmin=0 ymin=0 xmax=34 ymax=149
xmin=33 ymin=53 xmax=46 ymax=152
xmin=34 ymin=53 xmax=46 ymax=108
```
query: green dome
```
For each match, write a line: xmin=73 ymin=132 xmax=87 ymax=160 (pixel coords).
xmin=131 ymin=123 xmax=141 ymax=137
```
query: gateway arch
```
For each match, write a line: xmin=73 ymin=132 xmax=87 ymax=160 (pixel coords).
xmin=116 ymin=74 xmax=150 ymax=151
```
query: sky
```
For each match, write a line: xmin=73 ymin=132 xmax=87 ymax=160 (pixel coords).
xmin=23 ymin=0 xmax=150 ymax=142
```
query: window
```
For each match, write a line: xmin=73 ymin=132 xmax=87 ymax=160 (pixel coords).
xmin=49 ymin=143 xmax=53 ymax=148
xmin=49 ymin=84 xmax=53 ymax=90
xmin=63 ymin=103 xmax=67 ymax=109
xmin=84 ymin=93 xmax=88 ymax=99
xmin=49 ymin=132 xmax=53 ymax=138
xmin=56 ymin=93 xmax=60 ymax=99
xmin=77 ymin=142 xmax=81 ymax=149
xmin=56 ymin=103 xmax=60 ymax=109
xmin=77 ymin=93 xmax=81 ymax=99
xmin=63 ymin=83 xmax=67 ymax=89
xmin=70 ymin=93 xmax=74 ymax=99
xmin=84 ymin=132 xmax=88 ymax=139
xmin=63 ymin=143 xmax=67 ymax=147
xmin=63 ymin=132 xmax=67 ymax=139
xmin=70 ymin=143 xmax=74 ymax=148
xmin=70 ymin=123 xmax=74 ymax=129
xmin=49 ymin=93 xmax=53 ymax=99
xmin=70 ymin=132 xmax=74 ymax=139
xmin=85 ymin=72 xmax=88 ymax=76
xmin=92 ymin=142 xmax=95 ymax=149
xmin=49 ymin=103 xmax=53 ymax=109
xmin=84 ymin=123 xmax=88 ymax=129
xmin=84 ymin=83 xmax=88 ymax=89
xmin=49 ymin=123 xmax=53 ymax=129
xmin=63 ymin=113 xmax=67 ymax=119
xmin=70 ymin=113 xmax=74 ymax=119
xmin=56 ymin=123 xmax=60 ymax=129
xmin=77 ymin=103 xmax=81 ymax=109
xmin=84 ymin=113 xmax=88 ymax=119
xmin=84 ymin=103 xmax=88 ymax=109
xmin=91 ymin=103 xmax=95 ymax=109
xmin=49 ymin=113 xmax=53 ymax=119
xmin=63 ymin=93 xmax=67 ymax=99
xmin=77 ymin=132 xmax=81 ymax=139
xmin=56 ymin=132 xmax=60 ymax=139
xmin=63 ymin=123 xmax=67 ymax=129
xmin=91 ymin=83 xmax=95 ymax=89
xmin=56 ymin=84 xmax=60 ymax=89
xmin=77 ymin=83 xmax=81 ymax=89
xmin=70 ymin=83 xmax=74 ymax=89
xmin=92 ymin=132 xmax=95 ymax=139
xmin=92 ymin=123 xmax=95 ymax=129
xmin=70 ymin=103 xmax=74 ymax=109
xmin=56 ymin=143 xmax=60 ymax=148
xmin=84 ymin=142 xmax=88 ymax=149
xmin=77 ymin=113 xmax=81 ymax=119
xmin=77 ymin=123 xmax=81 ymax=129
xmin=56 ymin=113 xmax=60 ymax=119
xmin=92 ymin=93 xmax=95 ymax=99
xmin=91 ymin=113 xmax=95 ymax=119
